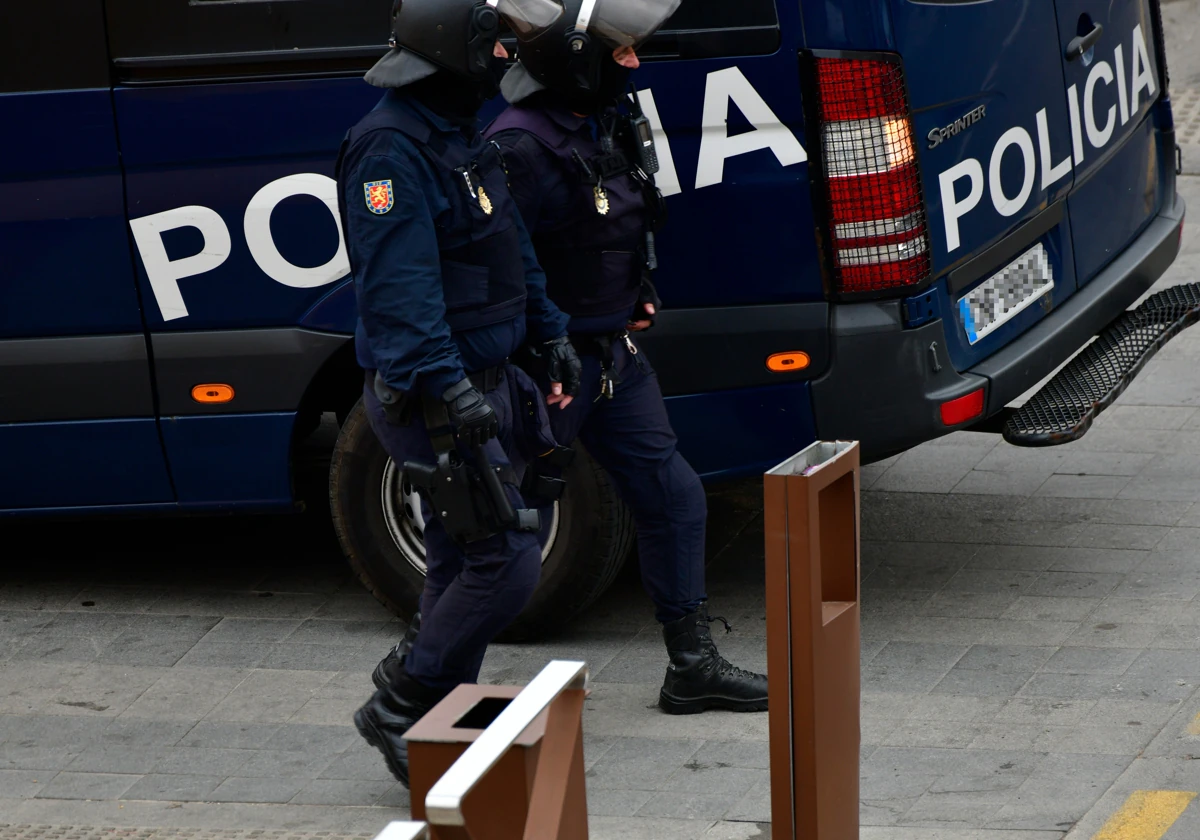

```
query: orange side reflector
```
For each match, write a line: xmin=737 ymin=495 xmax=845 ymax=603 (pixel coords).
xmin=192 ymin=384 xmax=235 ymax=404
xmin=766 ymin=352 xmax=811 ymax=373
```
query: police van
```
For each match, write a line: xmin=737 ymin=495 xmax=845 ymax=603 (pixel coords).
xmin=2 ymin=0 xmax=1184 ymax=634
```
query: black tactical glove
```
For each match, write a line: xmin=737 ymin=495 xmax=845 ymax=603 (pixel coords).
xmin=631 ymin=276 xmax=662 ymax=329
xmin=442 ymin=378 xmax=499 ymax=447
xmin=544 ymin=335 xmax=583 ymax=396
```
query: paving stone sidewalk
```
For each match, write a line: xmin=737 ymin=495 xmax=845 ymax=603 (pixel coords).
xmin=3 ymin=35 xmax=1200 ymax=840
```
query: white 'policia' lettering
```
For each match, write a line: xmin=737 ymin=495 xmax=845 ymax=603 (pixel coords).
xmin=940 ymin=24 xmax=1157 ymax=253
xmin=131 ymin=68 xmax=809 ymax=321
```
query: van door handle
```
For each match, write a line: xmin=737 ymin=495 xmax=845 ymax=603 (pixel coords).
xmin=1066 ymin=22 xmax=1104 ymax=61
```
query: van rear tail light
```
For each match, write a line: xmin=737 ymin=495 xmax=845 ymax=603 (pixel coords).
xmin=813 ymin=57 xmax=931 ymax=296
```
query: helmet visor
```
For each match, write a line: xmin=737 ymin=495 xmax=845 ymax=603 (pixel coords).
xmin=493 ymin=0 xmax=566 ymax=39
xmin=583 ymin=0 xmax=681 ymax=48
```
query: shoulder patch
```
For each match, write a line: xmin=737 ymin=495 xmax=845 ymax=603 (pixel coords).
xmin=364 ymin=180 xmax=394 ymax=214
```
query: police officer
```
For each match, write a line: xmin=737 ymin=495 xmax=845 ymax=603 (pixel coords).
xmin=337 ymin=0 xmax=583 ymax=786
xmin=483 ymin=0 xmax=769 ymax=714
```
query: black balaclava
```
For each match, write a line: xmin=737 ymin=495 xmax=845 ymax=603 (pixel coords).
xmin=407 ymin=60 xmax=507 ymax=124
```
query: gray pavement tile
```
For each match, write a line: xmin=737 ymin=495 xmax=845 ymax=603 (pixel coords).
xmin=1020 ymin=673 xmax=1118 ymax=700
xmin=1125 ymin=648 xmax=1200 ymax=678
xmin=1010 ymin=497 xmax=1110 ymax=524
xmin=207 ymin=775 xmax=306 ymax=804
xmin=262 ymin=722 xmax=356 ymax=752
xmin=863 ymin=562 xmax=964 ymax=591
xmin=1040 ymin=647 xmax=1141 ymax=675
xmin=288 ymin=778 xmax=394 ymax=806
xmin=1152 ymin=624 xmax=1200 ymax=649
xmin=863 ymin=541 xmax=978 ymax=567
xmin=66 ymin=588 xmax=168 ymax=614
xmin=942 ymin=569 xmax=1043 ymax=595
xmin=37 ymin=612 xmax=137 ymax=640
xmin=954 ymin=645 xmax=1055 ymax=674
xmin=861 ymin=796 xmax=921 ymax=826
xmin=585 ymin=737 xmax=703 ymax=791
xmin=1097 ymin=405 xmax=1197 ymax=430
xmin=899 ymin=788 xmax=1012 ymax=827
xmin=35 ymin=771 xmax=141 ymax=800
xmin=0 ymin=768 xmax=50 ymax=798
xmin=862 ymin=665 xmax=950 ymax=694
xmin=176 ymin=721 xmax=283 ymax=750
xmin=636 ymin=790 xmax=743 ymax=820
xmin=203 ymin=670 xmax=334 ymax=723
xmin=233 ymin=747 xmax=338 ymax=779
xmin=198 ymin=617 xmax=304 ymax=643
xmin=689 ymin=740 xmax=769 ymax=770
xmin=1027 ymin=571 xmax=1124 ymax=599
xmin=43 ymin=664 xmax=170 ymax=719
xmin=0 ymin=611 xmax=55 ymax=643
xmin=120 ymin=773 xmax=223 ymax=802
xmin=1151 ymin=527 xmax=1200 ymax=554
xmin=1113 ymin=571 xmax=1200 ymax=600
xmin=173 ymin=642 xmax=269 ymax=669
xmin=1056 ymin=450 xmax=1157 ymax=477
xmin=932 ymin=669 xmax=1033 ymax=697
xmin=283 ymin=619 xmax=391 ymax=646
xmin=147 ymin=592 xmax=327 ymax=620
xmin=1 ymin=714 xmax=112 ymax=747
xmin=861 ymin=692 xmax=924 ymax=721
xmin=313 ymin=594 xmax=398 ymax=621
xmin=0 ymin=744 xmax=82 ymax=772
xmin=1095 ymin=499 xmax=1192 ymax=526
xmin=860 ymin=589 xmax=937 ymax=617
xmin=879 ymin=720 xmax=986 ymax=749
xmin=999 ymin=596 xmax=1098 ymax=622
xmin=975 ymin=447 xmax=1069 ymax=473
xmin=589 ymin=815 xmax=719 ymax=840
xmin=905 ymin=694 xmax=1007 ymax=722
xmin=1074 ymin=524 xmax=1170 ymax=550
xmin=375 ymin=781 xmax=412 ymax=809
xmin=318 ymin=743 xmax=396 ymax=781
xmin=952 ymin=470 xmax=1050 ymax=497
xmin=258 ymin=644 xmax=372 ymax=672
xmin=97 ymin=635 xmax=207 ymax=668
xmin=1088 ymin=697 xmax=1182 ymax=728
xmin=151 ymin=747 xmax=251 ymax=776
xmin=967 ymin=545 xmax=1058 ymax=572
xmin=986 ymin=752 xmax=1129 ymax=831
xmin=977 ymin=619 xmax=1077 ymax=647
xmin=1089 ymin=597 xmax=1187 ymax=625
xmin=587 ymin=788 xmax=655 ymax=817
xmin=11 ymin=636 xmax=104 ymax=665
xmin=860 ymin=747 xmax=962 ymax=800
xmin=918 ymin=592 xmax=1021 ymax=619
xmin=0 ymin=584 xmax=83 ymax=612
xmin=968 ymin=723 xmax=1066 ymax=751
xmin=862 ymin=638 xmax=888 ymax=664
xmin=661 ymin=764 xmax=767 ymax=797
xmin=66 ymin=744 xmax=167 ymax=775
xmin=116 ymin=668 xmax=249 ymax=721
xmin=871 ymin=642 xmax=968 ymax=671
xmin=1034 ymin=474 xmax=1131 ymax=500
xmin=1062 ymin=620 xmax=1167 ymax=648
xmin=1047 ymin=723 xmax=1158 ymax=755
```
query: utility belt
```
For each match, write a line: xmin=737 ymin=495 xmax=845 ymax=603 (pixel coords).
xmin=570 ymin=331 xmax=640 ymax=402
xmin=378 ymin=364 xmax=571 ymax=545
xmin=374 ymin=365 xmax=505 ymax=428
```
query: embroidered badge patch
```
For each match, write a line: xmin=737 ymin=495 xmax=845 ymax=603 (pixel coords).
xmin=364 ymin=180 xmax=394 ymax=214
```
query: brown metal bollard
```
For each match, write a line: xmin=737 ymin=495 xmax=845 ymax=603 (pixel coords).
xmin=764 ymin=441 xmax=861 ymax=840
xmin=405 ymin=667 xmax=589 ymax=840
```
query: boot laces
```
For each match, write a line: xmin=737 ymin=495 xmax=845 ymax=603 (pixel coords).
xmin=702 ymin=614 xmax=734 ymax=634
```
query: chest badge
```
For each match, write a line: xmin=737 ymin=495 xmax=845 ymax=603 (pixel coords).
xmin=477 ymin=184 xmax=494 ymax=216
xmin=364 ymin=180 xmax=394 ymax=215
xmin=593 ymin=185 xmax=610 ymax=216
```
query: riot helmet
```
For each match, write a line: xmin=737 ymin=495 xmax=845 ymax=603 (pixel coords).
xmin=367 ymin=0 xmax=565 ymax=89
xmin=501 ymin=0 xmax=681 ymax=110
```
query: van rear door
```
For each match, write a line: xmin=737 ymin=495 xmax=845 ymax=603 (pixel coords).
xmin=1051 ymin=0 xmax=1167 ymax=285
xmin=888 ymin=1 xmax=1079 ymax=369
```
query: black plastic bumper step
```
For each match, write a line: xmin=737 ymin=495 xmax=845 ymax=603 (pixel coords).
xmin=1004 ymin=283 xmax=1200 ymax=447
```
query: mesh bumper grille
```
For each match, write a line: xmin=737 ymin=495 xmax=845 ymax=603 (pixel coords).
xmin=1005 ymin=283 xmax=1200 ymax=446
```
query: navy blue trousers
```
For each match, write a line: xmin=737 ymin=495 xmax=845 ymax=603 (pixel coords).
xmin=540 ymin=338 xmax=707 ymax=623
xmin=362 ymin=369 xmax=547 ymax=692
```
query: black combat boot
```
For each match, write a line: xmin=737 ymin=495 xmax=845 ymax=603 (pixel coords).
xmin=354 ymin=660 xmax=445 ymax=788
xmin=372 ymin=613 xmax=422 ymax=691
xmin=659 ymin=608 xmax=768 ymax=715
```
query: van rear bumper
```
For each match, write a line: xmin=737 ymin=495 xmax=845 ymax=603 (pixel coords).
xmin=810 ymin=193 xmax=1186 ymax=461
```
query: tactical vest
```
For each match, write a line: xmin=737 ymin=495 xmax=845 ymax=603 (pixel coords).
xmin=336 ymin=101 xmax=527 ymax=333
xmin=486 ymin=106 xmax=647 ymax=320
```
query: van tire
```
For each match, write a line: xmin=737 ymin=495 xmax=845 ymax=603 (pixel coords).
xmin=329 ymin=398 xmax=634 ymax=641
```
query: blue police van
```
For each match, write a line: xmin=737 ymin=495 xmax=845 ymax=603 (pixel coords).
xmin=1 ymin=0 xmax=1184 ymax=634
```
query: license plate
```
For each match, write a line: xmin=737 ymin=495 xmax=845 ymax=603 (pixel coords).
xmin=958 ymin=243 xmax=1054 ymax=345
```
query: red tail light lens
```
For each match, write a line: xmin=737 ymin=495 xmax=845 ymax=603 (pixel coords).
xmin=814 ymin=56 xmax=931 ymax=296
xmin=940 ymin=389 xmax=985 ymax=426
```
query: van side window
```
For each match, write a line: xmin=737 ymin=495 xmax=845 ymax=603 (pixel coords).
xmin=1 ymin=5 xmax=111 ymax=93
xmin=649 ymin=0 xmax=780 ymax=59
xmin=105 ymin=0 xmax=392 ymax=85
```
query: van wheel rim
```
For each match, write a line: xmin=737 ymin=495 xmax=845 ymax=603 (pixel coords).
xmin=381 ymin=458 xmax=559 ymax=576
